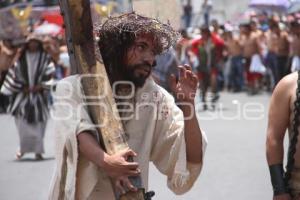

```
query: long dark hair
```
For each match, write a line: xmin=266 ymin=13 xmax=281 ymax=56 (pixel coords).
xmin=96 ymin=12 xmax=179 ymax=84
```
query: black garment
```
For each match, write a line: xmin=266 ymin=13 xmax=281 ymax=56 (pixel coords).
xmin=1 ymin=50 xmax=54 ymax=123
xmin=0 ymin=70 xmax=9 ymax=113
xmin=277 ymin=55 xmax=289 ymax=80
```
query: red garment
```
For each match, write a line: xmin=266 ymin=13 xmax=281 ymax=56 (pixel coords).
xmin=191 ymin=33 xmax=224 ymax=64
xmin=244 ymin=58 xmax=262 ymax=83
xmin=247 ymin=72 xmax=262 ymax=82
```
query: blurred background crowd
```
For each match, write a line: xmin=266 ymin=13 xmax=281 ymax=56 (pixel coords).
xmin=1 ymin=0 xmax=300 ymax=113
xmin=1 ymin=2 xmax=294 ymax=199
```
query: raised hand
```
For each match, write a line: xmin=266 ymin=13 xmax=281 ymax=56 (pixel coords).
xmin=169 ymin=64 xmax=198 ymax=103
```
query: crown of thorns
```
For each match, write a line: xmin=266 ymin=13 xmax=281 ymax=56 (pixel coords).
xmin=96 ymin=12 xmax=179 ymax=54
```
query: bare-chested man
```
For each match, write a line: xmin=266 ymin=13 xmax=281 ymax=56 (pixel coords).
xmin=267 ymin=71 xmax=300 ymax=200
xmin=224 ymin=31 xmax=244 ymax=92
xmin=290 ymin=21 xmax=300 ymax=73
xmin=250 ymin=20 xmax=263 ymax=38
xmin=240 ymin=23 xmax=263 ymax=94
xmin=266 ymin=21 xmax=290 ymax=86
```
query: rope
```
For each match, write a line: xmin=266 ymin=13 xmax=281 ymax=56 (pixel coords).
xmin=285 ymin=71 xmax=300 ymax=191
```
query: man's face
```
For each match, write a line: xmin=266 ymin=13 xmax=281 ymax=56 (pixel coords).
xmin=123 ymin=35 xmax=156 ymax=88
xmin=201 ymin=30 xmax=210 ymax=41
xmin=250 ymin=22 xmax=257 ymax=30
xmin=28 ymin=40 xmax=40 ymax=52
xmin=241 ymin=26 xmax=251 ymax=35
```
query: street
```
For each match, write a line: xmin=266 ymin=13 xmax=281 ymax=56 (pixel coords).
xmin=0 ymin=91 xmax=276 ymax=200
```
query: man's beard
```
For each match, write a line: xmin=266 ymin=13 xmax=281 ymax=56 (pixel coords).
xmin=123 ymin=62 xmax=152 ymax=88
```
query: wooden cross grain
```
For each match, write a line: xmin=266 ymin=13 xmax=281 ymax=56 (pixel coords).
xmin=58 ymin=0 xmax=147 ymax=199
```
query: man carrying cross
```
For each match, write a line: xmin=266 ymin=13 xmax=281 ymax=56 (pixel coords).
xmin=49 ymin=13 xmax=207 ymax=199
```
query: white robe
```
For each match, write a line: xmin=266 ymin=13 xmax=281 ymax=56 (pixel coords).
xmin=15 ymin=117 xmax=47 ymax=154
xmin=49 ymin=75 xmax=207 ymax=199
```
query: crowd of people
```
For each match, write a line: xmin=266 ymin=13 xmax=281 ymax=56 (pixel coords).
xmin=1 ymin=5 xmax=300 ymax=199
xmin=171 ymin=14 xmax=300 ymax=110
xmin=1 ymin=12 xmax=300 ymax=158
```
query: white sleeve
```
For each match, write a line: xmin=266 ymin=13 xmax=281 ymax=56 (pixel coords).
xmin=52 ymin=77 xmax=98 ymax=141
xmin=150 ymin=95 xmax=207 ymax=195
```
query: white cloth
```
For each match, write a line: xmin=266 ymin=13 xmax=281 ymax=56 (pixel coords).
xmin=26 ymin=51 xmax=39 ymax=87
xmin=15 ymin=117 xmax=46 ymax=153
xmin=58 ymin=52 xmax=70 ymax=68
xmin=249 ymin=54 xmax=266 ymax=74
xmin=49 ymin=75 xmax=207 ymax=199
xmin=291 ymin=56 xmax=300 ymax=72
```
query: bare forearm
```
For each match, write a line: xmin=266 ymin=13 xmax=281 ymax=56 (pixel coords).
xmin=77 ymin=131 xmax=105 ymax=167
xmin=181 ymin=103 xmax=203 ymax=163
xmin=266 ymin=136 xmax=285 ymax=165
xmin=77 ymin=132 xmax=140 ymax=181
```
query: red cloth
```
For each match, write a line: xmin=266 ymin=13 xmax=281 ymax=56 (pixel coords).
xmin=244 ymin=58 xmax=262 ymax=83
xmin=191 ymin=34 xmax=224 ymax=54
xmin=42 ymin=11 xmax=64 ymax=26
xmin=41 ymin=11 xmax=64 ymax=35
xmin=190 ymin=33 xmax=224 ymax=64
xmin=247 ymin=72 xmax=262 ymax=82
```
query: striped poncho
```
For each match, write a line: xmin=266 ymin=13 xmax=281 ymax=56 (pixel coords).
xmin=0 ymin=49 xmax=55 ymax=123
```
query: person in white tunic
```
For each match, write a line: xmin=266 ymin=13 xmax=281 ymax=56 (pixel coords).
xmin=49 ymin=13 xmax=207 ymax=199
xmin=0 ymin=35 xmax=54 ymax=160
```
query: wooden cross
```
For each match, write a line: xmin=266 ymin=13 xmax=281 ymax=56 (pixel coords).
xmin=58 ymin=0 xmax=148 ymax=199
